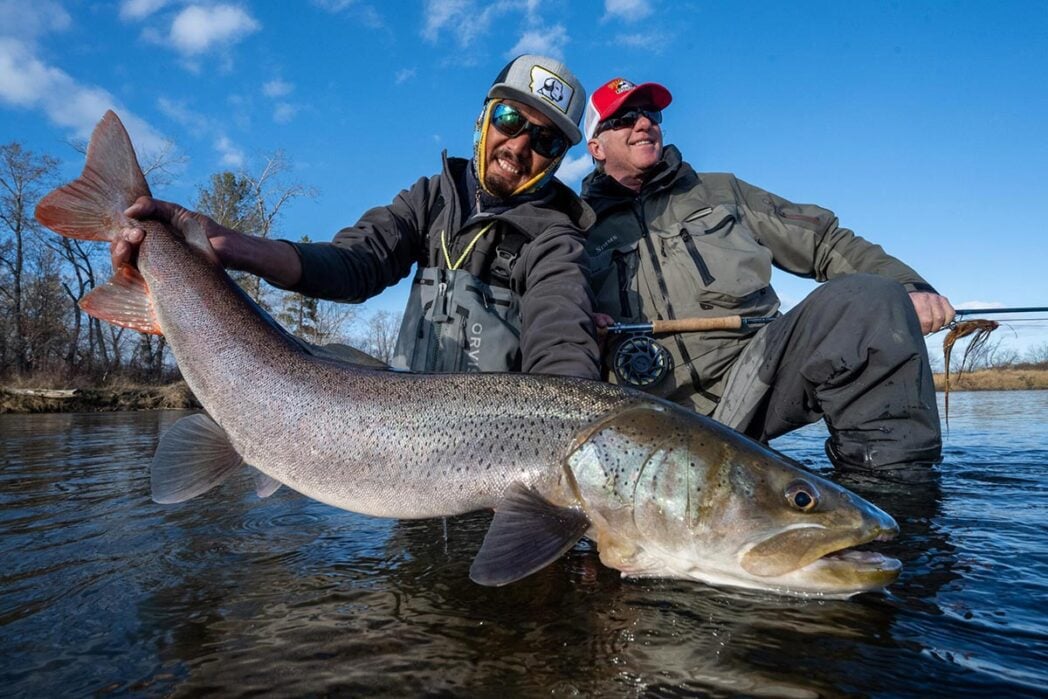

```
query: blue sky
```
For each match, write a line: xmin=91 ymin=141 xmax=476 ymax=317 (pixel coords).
xmin=2 ymin=0 xmax=1047 ymax=361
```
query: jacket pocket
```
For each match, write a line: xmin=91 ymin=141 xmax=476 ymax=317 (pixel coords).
xmin=653 ymin=205 xmax=773 ymax=309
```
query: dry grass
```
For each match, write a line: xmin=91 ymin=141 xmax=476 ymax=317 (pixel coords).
xmin=934 ymin=367 xmax=1048 ymax=391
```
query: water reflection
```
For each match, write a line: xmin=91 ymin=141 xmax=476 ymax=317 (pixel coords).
xmin=1 ymin=395 xmax=1046 ymax=697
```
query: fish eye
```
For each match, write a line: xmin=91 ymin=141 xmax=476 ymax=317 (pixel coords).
xmin=785 ymin=481 xmax=819 ymax=512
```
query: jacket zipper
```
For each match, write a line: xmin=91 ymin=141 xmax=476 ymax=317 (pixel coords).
xmin=613 ymin=254 xmax=632 ymax=317
xmin=680 ymin=229 xmax=716 ymax=286
xmin=634 ymin=200 xmax=719 ymax=404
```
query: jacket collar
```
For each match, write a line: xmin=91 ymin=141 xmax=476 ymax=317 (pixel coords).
xmin=581 ymin=144 xmax=690 ymax=215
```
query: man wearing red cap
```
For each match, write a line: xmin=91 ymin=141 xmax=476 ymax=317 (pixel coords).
xmin=581 ymin=77 xmax=956 ymax=473
xmin=112 ymin=56 xmax=601 ymax=379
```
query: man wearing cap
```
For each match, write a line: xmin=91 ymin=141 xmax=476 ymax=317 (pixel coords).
xmin=113 ymin=55 xmax=600 ymax=379
xmin=581 ymin=77 xmax=956 ymax=473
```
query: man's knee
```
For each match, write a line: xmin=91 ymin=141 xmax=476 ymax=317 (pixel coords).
xmin=813 ymin=274 xmax=909 ymax=312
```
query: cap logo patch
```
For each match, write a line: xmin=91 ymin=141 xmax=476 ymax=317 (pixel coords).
xmin=530 ymin=65 xmax=573 ymax=114
xmin=610 ymin=79 xmax=636 ymax=94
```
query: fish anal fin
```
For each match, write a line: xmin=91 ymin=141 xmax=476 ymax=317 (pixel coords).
xmin=152 ymin=413 xmax=244 ymax=503
xmin=34 ymin=110 xmax=150 ymax=242
xmin=469 ymin=483 xmax=589 ymax=587
xmin=80 ymin=263 xmax=162 ymax=334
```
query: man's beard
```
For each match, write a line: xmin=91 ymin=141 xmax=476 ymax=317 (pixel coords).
xmin=483 ymin=147 xmax=531 ymax=199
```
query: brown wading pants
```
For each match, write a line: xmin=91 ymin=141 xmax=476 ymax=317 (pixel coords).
xmin=713 ymin=274 xmax=942 ymax=470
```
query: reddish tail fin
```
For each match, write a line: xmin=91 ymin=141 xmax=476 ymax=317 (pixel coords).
xmin=36 ymin=111 xmax=162 ymax=335
xmin=34 ymin=110 xmax=151 ymax=241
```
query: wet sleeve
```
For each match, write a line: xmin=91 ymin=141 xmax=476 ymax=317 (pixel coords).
xmin=734 ymin=176 xmax=937 ymax=293
xmin=515 ymin=226 xmax=602 ymax=380
xmin=283 ymin=176 xmax=433 ymax=302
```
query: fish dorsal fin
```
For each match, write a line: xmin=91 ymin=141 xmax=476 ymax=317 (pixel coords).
xmin=308 ymin=342 xmax=391 ymax=369
xmin=469 ymin=483 xmax=590 ymax=586
xmin=79 ymin=263 xmax=162 ymax=334
xmin=34 ymin=110 xmax=150 ymax=242
xmin=151 ymin=413 xmax=245 ymax=504
xmin=248 ymin=466 xmax=282 ymax=498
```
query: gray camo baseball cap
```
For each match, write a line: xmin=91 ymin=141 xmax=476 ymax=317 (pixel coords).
xmin=487 ymin=54 xmax=586 ymax=145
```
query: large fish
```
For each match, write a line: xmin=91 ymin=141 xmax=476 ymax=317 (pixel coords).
xmin=36 ymin=111 xmax=901 ymax=598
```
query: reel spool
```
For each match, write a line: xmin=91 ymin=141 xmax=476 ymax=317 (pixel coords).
xmin=612 ymin=335 xmax=673 ymax=388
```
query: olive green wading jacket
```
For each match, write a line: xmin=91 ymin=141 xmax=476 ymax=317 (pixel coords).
xmin=581 ymin=145 xmax=934 ymax=415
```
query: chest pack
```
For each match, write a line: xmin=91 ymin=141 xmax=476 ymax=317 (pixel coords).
xmin=390 ymin=267 xmax=523 ymax=373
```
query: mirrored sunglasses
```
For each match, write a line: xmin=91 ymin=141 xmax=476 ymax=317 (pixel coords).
xmin=595 ymin=108 xmax=662 ymax=136
xmin=490 ymin=102 xmax=569 ymax=159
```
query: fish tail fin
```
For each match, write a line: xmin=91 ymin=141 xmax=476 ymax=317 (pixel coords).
xmin=152 ymin=414 xmax=246 ymax=504
xmin=35 ymin=110 xmax=161 ymax=334
xmin=34 ymin=110 xmax=151 ymax=242
xmin=80 ymin=264 xmax=163 ymax=334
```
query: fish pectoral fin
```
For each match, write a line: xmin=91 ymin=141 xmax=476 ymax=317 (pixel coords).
xmin=80 ymin=264 xmax=162 ymax=334
xmin=469 ymin=483 xmax=590 ymax=587
xmin=248 ymin=466 xmax=282 ymax=498
xmin=151 ymin=413 xmax=245 ymax=503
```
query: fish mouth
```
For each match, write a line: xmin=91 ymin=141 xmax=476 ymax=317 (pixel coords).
xmin=740 ymin=523 xmax=901 ymax=595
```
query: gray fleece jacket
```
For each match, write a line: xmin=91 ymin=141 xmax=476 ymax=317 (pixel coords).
xmin=287 ymin=153 xmax=601 ymax=379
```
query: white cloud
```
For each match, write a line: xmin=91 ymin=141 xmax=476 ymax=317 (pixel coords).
xmin=614 ymin=31 xmax=666 ymax=50
xmin=395 ymin=68 xmax=416 ymax=85
xmin=156 ymin=96 xmax=211 ymax=133
xmin=263 ymin=79 xmax=294 ymax=98
xmin=272 ymin=103 xmax=298 ymax=124
xmin=119 ymin=0 xmax=173 ymax=21
xmin=215 ymin=135 xmax=245 ymax=168
xmin=0 ymin=0 xmax=71 ymax=40
xmin=169 ymin=4 xmax=260 ymax=56
xmin=423 ymin=0 xmax=522 ymax=47
xmin=507 ymin=24 xmax=568 ymax=60
xmin=0 ymin=37 xmax=167 ymax=155
xmin=604 ymin=0 xmax=653 ymax=22
xmin=555 ymin=152 xmax=594 ymax=186
xmin=311 ymin=0 xmax=384 ymax=28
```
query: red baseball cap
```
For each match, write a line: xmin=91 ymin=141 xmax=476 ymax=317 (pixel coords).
xmin=584 ymin=78 xmax=672 ymax=140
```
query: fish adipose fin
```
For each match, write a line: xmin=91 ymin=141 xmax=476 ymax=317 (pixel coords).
xmin=152 ymin=413 xmax=246 ymax=504
xmin=470 ymin=483 xmax=590 ymax=586
xmin=248 ymin=466 xmax=282 ymax=498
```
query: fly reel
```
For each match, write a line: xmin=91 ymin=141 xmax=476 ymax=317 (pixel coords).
xmin=612 ymin=335 xmax=673 ymax=388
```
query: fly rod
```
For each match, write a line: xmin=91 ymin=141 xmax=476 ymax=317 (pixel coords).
xmin=607 ymin=306 xmax=1047 ymax=336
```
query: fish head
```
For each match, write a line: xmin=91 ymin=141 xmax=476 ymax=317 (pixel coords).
xmin=565 ymin=402 xmax=901 ymax=598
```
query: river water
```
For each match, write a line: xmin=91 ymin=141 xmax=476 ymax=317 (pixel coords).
xmin=1 ymin=391 xmax=1045 ymax=697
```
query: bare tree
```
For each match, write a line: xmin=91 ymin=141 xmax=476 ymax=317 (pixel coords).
xmin=196 ymin=153 xmax=317 ymax=311
xmin=0 ymin=143 xmax=59 ymax=376
xmin=1024 ymin=341 xmax=1048 ymax=366
xmin=354 ymin=310 xmax=402 ymax=364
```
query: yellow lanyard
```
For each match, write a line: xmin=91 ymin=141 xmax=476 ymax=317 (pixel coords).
xmin=441 ymin=221 xmax=496 ymax=271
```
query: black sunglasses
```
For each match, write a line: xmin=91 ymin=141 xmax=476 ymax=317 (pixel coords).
xmin=490 ymin=102 xmax=569 ymax=159
xmin=595 ymin=108 xmax=662 ymax=136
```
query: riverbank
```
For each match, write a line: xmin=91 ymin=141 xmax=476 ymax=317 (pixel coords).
xmin=1 ymin=382 xmax=200 ymax=414
xmin=3 ymin=369 xmax=1046 ymax=413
